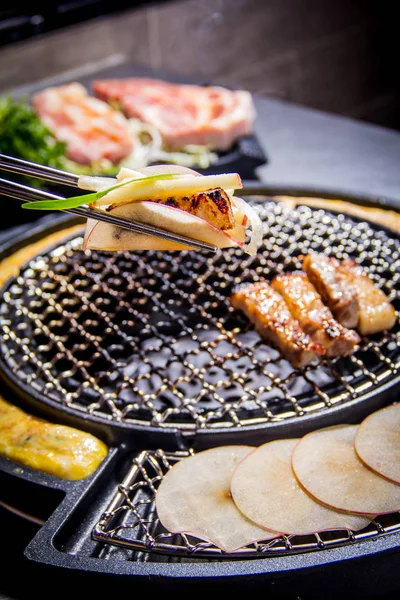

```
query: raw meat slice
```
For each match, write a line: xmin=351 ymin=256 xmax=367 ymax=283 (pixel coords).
xmin=93 ymin=78 xmax=255 ymax=151
xmin=32 ymin=83 xmax=133 ymax=165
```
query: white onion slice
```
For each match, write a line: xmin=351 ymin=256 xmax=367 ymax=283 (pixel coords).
xmin=77 ymin=175 xmax=117 ymax=192
xmin=116 ymin=165 xmax=200 ymax=180
xmin=116 ymin=167 xmax=145 ymax=180
xmin=155 ymin=446 xmax=277 ymax=552
xmin=232 ymin=196 xmax=263 ymax=255
xmin=231 ymin=439 xmax=371 ymax=534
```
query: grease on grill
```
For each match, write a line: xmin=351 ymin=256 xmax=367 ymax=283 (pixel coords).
xmin=0 ymin=202 xmax=399 ymax=431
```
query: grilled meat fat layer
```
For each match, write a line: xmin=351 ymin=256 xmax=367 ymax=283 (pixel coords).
xmin=303 ymin=254 xmax=359 ymax=328
xmin=337 ymin=260 xmax=396 ymax=335
xmin=230 ymin=282 xmax=324 ymax=368
xmin=272 ymin=272 xmax=360 ymax=357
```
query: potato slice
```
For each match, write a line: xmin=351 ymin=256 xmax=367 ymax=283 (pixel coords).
xmin=231 ymin=439 xmax=370 ymax=534
xmin=155 ymin=446 xmax=277 ymax=552
xmin=355 ymin=404 xmax=400 ymax=484
xmin=83 ymin=201 xmax=246 ymax=251
xmin=292 ymin=425 xmax=400 ymax=515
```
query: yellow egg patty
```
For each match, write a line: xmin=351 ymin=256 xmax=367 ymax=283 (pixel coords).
xmin=0 ymin=396 xmax=107 ymax=480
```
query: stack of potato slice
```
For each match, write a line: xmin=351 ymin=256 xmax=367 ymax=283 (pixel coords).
xmin=156 ymin=404 xmax=400 ymax=552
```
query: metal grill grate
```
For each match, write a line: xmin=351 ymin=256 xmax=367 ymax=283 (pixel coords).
xmin=93 ymin=448 xmax=400 ymax=558
xmin=0 ymin=201 xmax=399 ymax=432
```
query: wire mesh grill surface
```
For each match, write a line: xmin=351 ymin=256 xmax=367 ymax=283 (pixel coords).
xmin=0 ymin=201 xmax=399 ymax=431
xmin=93 ymin=448 xmax=400 ymax=559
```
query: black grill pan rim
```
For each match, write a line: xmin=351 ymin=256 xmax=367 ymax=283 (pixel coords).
xmin=1 ymin=354 xmax=400 ymax=450
xmin=0 ymin=193 xmax=399 ymax=448
xmin=25 ymin=527 xmax=400 ymax=579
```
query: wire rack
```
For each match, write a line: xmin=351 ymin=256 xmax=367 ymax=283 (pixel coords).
xmin=0 ymin=201 xmax=399 ymax=432
xmin=92 ymin=448 xmax=400 ymax=559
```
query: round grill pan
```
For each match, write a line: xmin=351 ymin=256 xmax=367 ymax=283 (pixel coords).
xmin=0 ymin=192 xmax=400 ymax=592
xmin=0 ymin=198 xmax=399 ymax=449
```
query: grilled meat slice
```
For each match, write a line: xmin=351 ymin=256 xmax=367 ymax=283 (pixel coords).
xmin=272 ymin=272 xmax=360 ymax=357
xmin=303 ymin=254 xmax=359 ymax=328
xmin=157 ymin=187 xmax=235 ymax=230
xmin=109 ymin=187 xmax=235 ymax=231
xmin=337 ymin=260 xmax=396 ymax=335
xmin=230 ymin=282 xmax=324 ymax=368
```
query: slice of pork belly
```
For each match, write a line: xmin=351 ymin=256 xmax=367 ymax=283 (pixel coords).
xmin=230 ymin=282 xmax=324 ymax=368
xmin=272 ymin=272 xmax=360 ymax=357
xmin=303 ymin=254 xmax=359 ymax=328
xmin=337 ymin=260 xmax=396 ymax=335
xmin=32 ymin=83 xmax=133 ymax=165
xmin=92 ymin=78 xmax=255 ymax=151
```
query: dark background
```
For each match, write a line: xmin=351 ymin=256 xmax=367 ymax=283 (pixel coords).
xmin=0 ymin=1 xmax=163 ymax=45
xmin=0 ymin=0 xmax=399 ymax=130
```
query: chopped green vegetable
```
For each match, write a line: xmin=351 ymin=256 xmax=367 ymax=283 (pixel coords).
xmin=123 ymin=118 xmax=218 ymax=170
xmin=0 ymin=96 xmax=66 ymax=186
xmin=21 ymin=172 xmax=182 ymax=211
xmin=22 ymin=193 xmax=99 ymax=211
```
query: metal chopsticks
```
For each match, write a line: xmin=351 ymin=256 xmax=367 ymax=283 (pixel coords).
xmin=0 ymin=154 xmax=81 ymax=188
xmin=0 ymin=177 xmax=217 ymax=252
xmin=0 ymin=154 xmax=218 ymax=252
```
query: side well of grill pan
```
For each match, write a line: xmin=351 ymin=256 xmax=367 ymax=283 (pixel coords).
xmin=21 ymin=446 xmax=400 ymax=585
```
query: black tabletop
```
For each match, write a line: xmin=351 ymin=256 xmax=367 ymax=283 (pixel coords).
xmin=253 ymin=95 xmax=400 ymax=206
xmin=1 ymin=73 xmax=400 ymax=599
